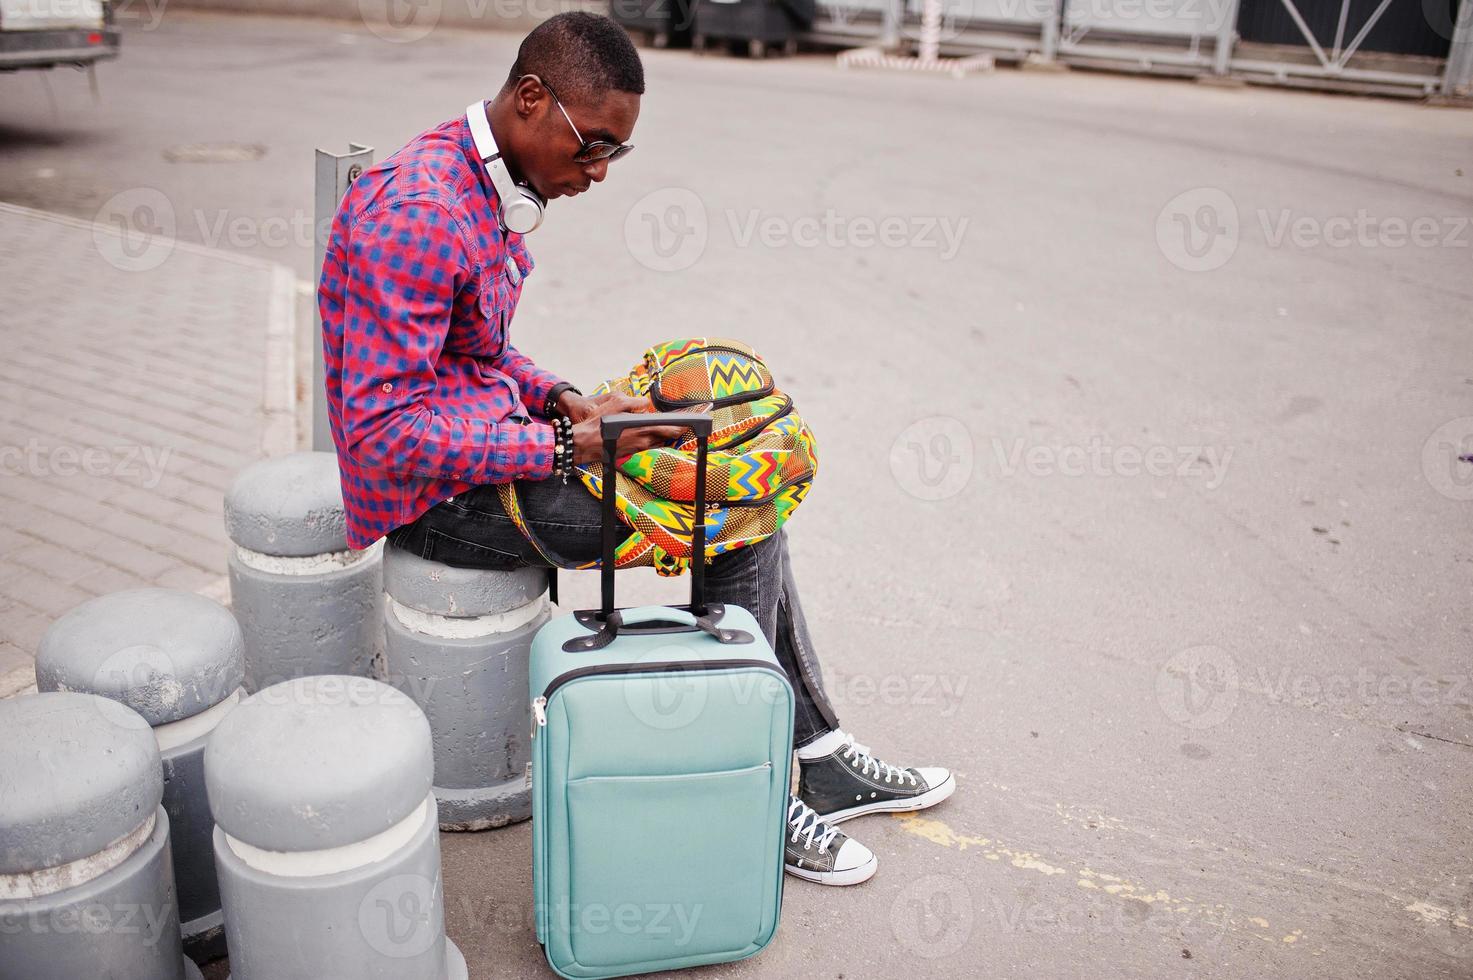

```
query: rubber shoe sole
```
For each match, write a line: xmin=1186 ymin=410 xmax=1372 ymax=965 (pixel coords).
xmin=784 ymin=854 xmax=879 ymax=886
xmin=815 ymin=771 xmax=956 ymax=824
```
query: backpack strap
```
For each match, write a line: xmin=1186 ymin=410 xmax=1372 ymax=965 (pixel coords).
xmin=496 ymin=479 xmax=658 ymax=572
xmin=495 ymin=482 xmax=576 ymax=569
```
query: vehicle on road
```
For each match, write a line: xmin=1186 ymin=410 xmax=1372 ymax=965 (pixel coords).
xmin=0 ymin=0 xmax=118 ymax=74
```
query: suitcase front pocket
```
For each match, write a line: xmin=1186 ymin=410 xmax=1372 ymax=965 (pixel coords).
xmin=561 ymin=762 xmax=778 ymax=971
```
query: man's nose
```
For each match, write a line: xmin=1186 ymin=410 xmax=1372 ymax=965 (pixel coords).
xmin=584 ymin=160 xmax=610 ymax=184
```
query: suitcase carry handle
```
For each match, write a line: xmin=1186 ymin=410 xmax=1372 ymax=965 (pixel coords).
xmin=618 ymin=606 xmax=710 ymax=629
xmin=598 ymin=412 xmax=714 ymax=619
xmin=565 ymin=605 xmax=754 ymax=652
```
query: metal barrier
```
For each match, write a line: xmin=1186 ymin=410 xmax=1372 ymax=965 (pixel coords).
xmin=1058 ymin=0 xmax=1239 ymax=74
xmin=808 ymin=0 xmax=1472 ymax=97
xmin=813 ymin=0 xmax=1061 ymax=62
xmin=1447 ymin=0 xmax=1473 ymax=97
xmin=1230 ymin=0 xmax=1451 ymax=95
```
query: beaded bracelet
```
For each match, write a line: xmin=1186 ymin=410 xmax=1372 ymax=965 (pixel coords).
xmin=551 ymin=415 xmax=575 ymax=484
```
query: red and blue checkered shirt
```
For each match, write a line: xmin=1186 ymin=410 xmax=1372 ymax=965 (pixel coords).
xmin=319 ymin=114 xmax=567 ymax=549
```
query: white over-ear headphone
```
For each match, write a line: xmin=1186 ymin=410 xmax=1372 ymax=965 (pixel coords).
xmin=466 ymin=100 xmax=546 ymax=235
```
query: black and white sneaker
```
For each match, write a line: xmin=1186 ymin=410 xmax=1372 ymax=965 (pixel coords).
xmin=797 ymin=730 xmax=956 ymax=824
xmin=784 ymin=796 xmax=878 ymax=886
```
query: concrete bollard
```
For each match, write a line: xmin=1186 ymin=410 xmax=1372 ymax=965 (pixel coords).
xmin=0 ymin=692 xmax=203 ymax=980
xmin=34 ymin=587 xmax=246 ymax=966
xmin=224 ymin=450 xmax=383 ymax=691
xmin=205 ymin=675 xmax=466 ymax=980
xmin=381 ymin=544 xmax=550 ymax=831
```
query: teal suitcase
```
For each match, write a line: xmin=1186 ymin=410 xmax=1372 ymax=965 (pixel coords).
xmin=530 ymin=412 xmax=795 ymax=979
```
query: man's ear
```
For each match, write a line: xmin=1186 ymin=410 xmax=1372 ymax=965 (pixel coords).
xmin=512 ymin=75 xmax=549 ymax=121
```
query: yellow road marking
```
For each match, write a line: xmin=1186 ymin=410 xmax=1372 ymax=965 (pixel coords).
xmin=893 ymin=814 xmax=1295 ymax=946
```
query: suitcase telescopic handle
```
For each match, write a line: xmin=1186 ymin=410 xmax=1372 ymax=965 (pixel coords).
xmin=599 ymin=412 xmax=714 ymax=619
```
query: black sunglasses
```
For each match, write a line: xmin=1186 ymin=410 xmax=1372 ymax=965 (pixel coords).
xmin=535 ymin=78 xmax=635 ymax=164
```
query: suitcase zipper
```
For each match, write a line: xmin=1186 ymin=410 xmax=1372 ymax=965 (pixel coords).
xmin=530 ymin=659 xmax=786 ymax=738
xmin=530 ymin=695 xmax=547 ymax=739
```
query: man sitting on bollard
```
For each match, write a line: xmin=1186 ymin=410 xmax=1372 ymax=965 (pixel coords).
xmin=318 ymin=11 xmax=954 ymax=887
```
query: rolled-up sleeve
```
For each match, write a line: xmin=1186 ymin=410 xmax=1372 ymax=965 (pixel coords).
xmin=337 ymin=201 xmax=554 ymax=483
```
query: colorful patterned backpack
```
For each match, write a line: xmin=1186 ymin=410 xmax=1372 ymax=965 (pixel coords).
xmin=498 ymin=337 xmax=818 ymax=575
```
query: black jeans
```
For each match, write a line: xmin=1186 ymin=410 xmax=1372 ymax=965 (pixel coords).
xmin=387 ymin=478 xmax=840 ymax=749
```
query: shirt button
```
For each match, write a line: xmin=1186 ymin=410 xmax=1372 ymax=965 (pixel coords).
xmin=381 ymin=382 xmax=393 ymax=393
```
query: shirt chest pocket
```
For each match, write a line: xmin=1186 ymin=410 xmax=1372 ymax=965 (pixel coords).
xmin=444 ymin=267 xmax=509 ymax=358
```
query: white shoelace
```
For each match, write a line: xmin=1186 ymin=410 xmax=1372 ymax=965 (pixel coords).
xmin=787 ymin=797 xmax=839 ymax=854
xmin=838 ymin=730 xmax=917 ymax=786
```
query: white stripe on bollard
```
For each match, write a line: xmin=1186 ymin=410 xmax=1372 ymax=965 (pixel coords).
xmin=235 ymin=539 xmax=383 ymax=576
xmin=0 ymin=813 xmax=156 ymax=901
xmin=388 ymin=593 xmax=548 ymax=639
xmin=153 ymin=688 xmax=244 ymax=753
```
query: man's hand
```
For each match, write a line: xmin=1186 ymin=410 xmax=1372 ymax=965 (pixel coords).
xmin=568 ymin=406 xmax=683 ymax=465
xmin=554 ymin=389 xmax=599 ymax=423
xmin=559 ymin=391 xmax=710 ymax=463
xmin=555 ymin=390 xmax=657 ymax=424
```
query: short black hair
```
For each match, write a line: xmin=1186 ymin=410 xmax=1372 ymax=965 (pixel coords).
xmin=507 ymin=12 xmax=645 ymax=106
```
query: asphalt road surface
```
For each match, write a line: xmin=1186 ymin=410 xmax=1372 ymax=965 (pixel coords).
xmin=2 ymin=11 xmax=1471 ymax=979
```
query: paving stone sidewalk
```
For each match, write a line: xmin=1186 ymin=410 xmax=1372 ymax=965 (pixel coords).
xmin=0 ymin=202 xmax=298 ymax=696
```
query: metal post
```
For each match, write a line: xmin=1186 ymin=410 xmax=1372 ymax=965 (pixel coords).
xmin=918 ymin=0 xmax=941 ymax=60
xmin=313 ymin=143 xmax=374 ymax=453
xmin=1040 ymin=0 xmax=1060 ymax=61
xmin=1443 ymin=0 xmax=1473 ymax=98
xmin=880 ymin=0 xmax=901 ymax=50
xmin=1212 ymin=0 xmax=1240 ymax=74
